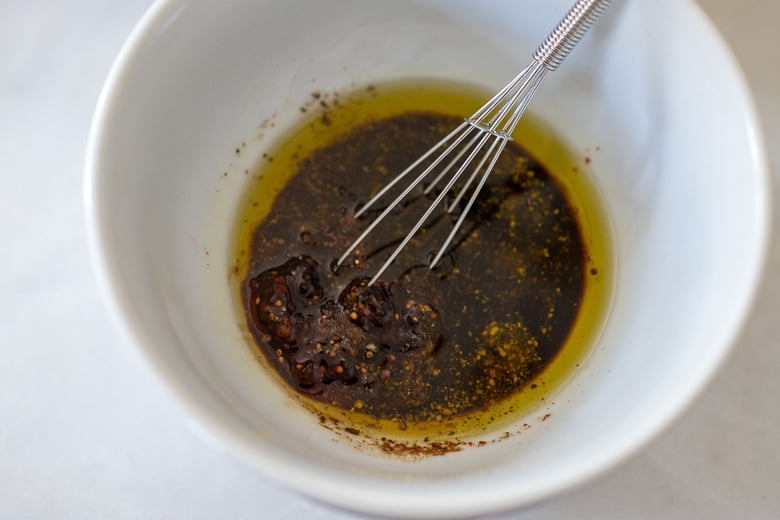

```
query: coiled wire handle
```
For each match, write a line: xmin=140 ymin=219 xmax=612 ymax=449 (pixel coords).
xmin=533 ymin=0 xmax=612 ymax=71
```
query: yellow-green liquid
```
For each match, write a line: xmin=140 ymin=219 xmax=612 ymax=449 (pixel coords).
xmin=232 ymin=80 xmax=613 ymax=445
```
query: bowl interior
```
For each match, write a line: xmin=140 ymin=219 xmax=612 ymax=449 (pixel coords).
xmin=87 ymin=0 xmax=769 ymax=517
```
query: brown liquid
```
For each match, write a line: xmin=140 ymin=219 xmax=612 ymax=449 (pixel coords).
xmin=233 ymin=81 xmax=612 ymax=440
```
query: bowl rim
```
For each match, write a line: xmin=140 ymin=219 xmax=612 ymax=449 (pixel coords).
xmin=83 ymin=0 xmax=773 ymax=517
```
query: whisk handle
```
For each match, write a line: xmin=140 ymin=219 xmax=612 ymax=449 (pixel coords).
xmin=533 ymin=0 xmax=612 ymax=71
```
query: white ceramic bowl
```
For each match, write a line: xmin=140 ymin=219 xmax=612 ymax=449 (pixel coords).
xmin=85 ymin=0 xmax=771 ymax=517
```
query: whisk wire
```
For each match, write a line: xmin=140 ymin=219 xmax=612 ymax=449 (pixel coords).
xmin=336 ymin=120 xmax=471 ymax=267
xmin=423 ymin=130 xmax=482 ymax=196
xmin=429 ymin=136 xmax=510 ymax=269
xmin=339 ymin=0 xmax=611 ymax=283
xmin=430 ymin=65 xmax=549 ymax=269
xmin=352 ymin=121 xmax=469 ymax=220
xmin=366 ymin=125 xmax=497 ymax=286
xmin=448 ymin=62 xmax=548 ymax=212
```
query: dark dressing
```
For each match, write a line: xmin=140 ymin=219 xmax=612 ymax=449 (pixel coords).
xmin=241 ymin=109 xmax=588 ymax=424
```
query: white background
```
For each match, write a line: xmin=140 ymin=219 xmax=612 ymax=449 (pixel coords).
xmin=1 ymin=1 xmax=778 ymax=518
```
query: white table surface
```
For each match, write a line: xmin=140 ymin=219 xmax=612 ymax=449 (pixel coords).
xmin=1 ymin=1 xmax=778 ymax=518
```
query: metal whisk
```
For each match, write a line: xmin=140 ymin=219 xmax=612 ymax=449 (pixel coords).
xmin=338 ymin=0 xmax=612 ymax=284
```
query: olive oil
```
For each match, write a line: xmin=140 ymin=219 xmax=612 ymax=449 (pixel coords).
xmin=231 ymin=80 xmax=613 ymax=449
